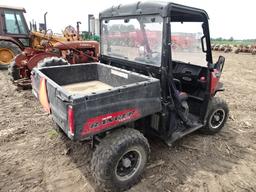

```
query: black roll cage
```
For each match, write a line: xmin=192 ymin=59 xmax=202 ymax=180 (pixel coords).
xmin=99 ymin=4 xmax=213 ymax=79
xmin=99 ymin=2 xmax=214 ymax=135
xmin=100 ymin=2 xmax=213 ymax=71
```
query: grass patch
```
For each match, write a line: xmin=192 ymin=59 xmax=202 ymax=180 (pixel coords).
xmin=211 ymin=39 xmax=256 ymax=46
xmin=48 ymin=129 xmax=59 ymax=139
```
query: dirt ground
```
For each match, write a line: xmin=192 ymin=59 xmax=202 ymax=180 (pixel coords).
xmin=0 ymin=53 xmax=256 ymax=192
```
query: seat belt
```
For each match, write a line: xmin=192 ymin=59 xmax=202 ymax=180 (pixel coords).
xmin=167 ymin=76 xmax=189 ymax=124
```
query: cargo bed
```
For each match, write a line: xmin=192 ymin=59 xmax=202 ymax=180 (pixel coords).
xmin=32 ymin=63 xmax=162 ymax=140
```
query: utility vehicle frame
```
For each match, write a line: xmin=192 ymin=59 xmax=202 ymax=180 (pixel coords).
xmin=32 ymin=2 xmax=229 ymax=191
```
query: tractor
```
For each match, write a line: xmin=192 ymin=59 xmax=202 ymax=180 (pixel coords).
xmin=0 ymin=5 xmax=31 ymax=67
xmin=0 ymin=5 xmax=99 ymax=87
xmin=0 ymin=5 xmax=71 ymax=67
xmin=9 ymin=29 xmax=99 ymax=88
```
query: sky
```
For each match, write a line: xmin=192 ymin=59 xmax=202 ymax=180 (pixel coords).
xmin=0 ymin=0 xmax=255 ymax=39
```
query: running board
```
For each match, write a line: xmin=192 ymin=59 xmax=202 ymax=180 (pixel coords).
xmin=165 ymin=124 xmax=203 ymax=147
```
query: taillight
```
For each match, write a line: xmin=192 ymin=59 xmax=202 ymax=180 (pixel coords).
xmin=68 ymin=105 xmax=74 ymax=136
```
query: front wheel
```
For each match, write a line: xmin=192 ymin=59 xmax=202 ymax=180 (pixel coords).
xmin=200 ymin=97 xmax=229 ymax=134
xmin=0 ymin=41 xmax=22 ymax=68
xmin=91 ymin=128 xmax=150 ymax=191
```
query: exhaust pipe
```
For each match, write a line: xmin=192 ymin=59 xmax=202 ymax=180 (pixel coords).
xmin=76 ymin=21 xmax=81 ymax=40
xmin=44 ymin=12 xmax=48 ymax=32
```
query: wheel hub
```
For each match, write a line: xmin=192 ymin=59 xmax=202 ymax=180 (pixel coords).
xmin=0 ymin=48 xmax=14 ymax=64
xmin=122 ymin=158 xmax=132 ymax=168
xmin=213 ymin=114 xmax=220 ymax=121
xmin=209 ymin=108 xmax=225 ymax=129
xmin=115 ymin=149 xmax=142 ymax=181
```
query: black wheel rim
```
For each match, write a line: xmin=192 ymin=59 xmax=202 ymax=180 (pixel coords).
xmin=209 ymin=109 xmax=225 ymax=129
xmin=115 ymin=149 xmax=142 ymax=181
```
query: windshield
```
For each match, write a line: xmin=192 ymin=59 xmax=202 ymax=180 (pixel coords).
xmin=171 ymin=22 xmax=206 ymax=66
xmin=4 ymin=10 xmax=28 ymax=35
xmin=101 ymin=16 xmax=163 ymax=66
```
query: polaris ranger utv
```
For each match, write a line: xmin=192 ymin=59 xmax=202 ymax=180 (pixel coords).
xmin=32 ymin=1 xmax=229 ymax=191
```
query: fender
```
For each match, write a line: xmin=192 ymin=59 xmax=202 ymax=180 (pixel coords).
xmin=0 ymin=36 xmax=25 ymax=50
xmin=26 ymin=52 xmax=59 ymax=70
xmin=14 ymin=50 xmax=59 ymax=79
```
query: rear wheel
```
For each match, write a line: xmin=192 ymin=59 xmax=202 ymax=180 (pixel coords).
xmin=0 ymin=41 xmax=21 ymax=68
xmin=37 ymin=57 xmax=69 ymax=68
xmin=91 ymin=128 xmax=150 ymax=191
xmin=8 ymin=59 xmax=20 ymax=81
xmin=200 ymin=97 xmax=229 ymax=134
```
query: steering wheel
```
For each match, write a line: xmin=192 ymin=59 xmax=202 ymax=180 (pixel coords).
xmin=63 ymin=25 xmax=77 ymax=39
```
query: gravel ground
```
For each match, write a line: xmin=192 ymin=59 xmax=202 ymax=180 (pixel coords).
xmin=0 ymin=52 xmax=256 ymax=192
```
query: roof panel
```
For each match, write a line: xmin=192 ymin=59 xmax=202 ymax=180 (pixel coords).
xmin=100 ymin=1 xmax=208 ymax=19
xmin=0 ymin=5 xmax=26 ymax=12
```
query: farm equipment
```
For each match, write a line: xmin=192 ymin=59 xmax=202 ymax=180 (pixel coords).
xmin=0 ymin=5 xmax=70 ymax=67
xmin=0 ymin=6 xmax=99 ymax=88
xmin=171 ymin=33 xmax=197 ymax=50
xmin=9 ymin=35 xmax=99 ymax=88
xmin=0 ymin=5 xmax=29 ymax=67
xmin=32 ymin=2 xmax=229 ymax=191
xmin=211 ymin=43 xmax=256 ymax=55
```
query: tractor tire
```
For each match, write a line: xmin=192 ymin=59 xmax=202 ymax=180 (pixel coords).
xmin=8 ymin=59 xmax=20 ymax=81
xmin=37 ymin=57 xmax=69 ymax=68
xmin=0 ymin=41 xmax=22 ymax=68
xmin=200 ymin=97 xmax=229 ymax=135
xmin=91 ymin=128 xmax=150 ymax=192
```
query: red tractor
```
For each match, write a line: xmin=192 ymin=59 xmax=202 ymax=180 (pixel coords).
xmin=171 ymin=33 xmax=197 ymax=50
xmin=0 ymin=6 xmax=81 ymax=67
xmin=9 ymin=36 xmax=99 ymax=88
xmin=4 ymin=15 xmax=100 ymax=88
xmin=0 ymin=5 xmax=99 ymax=88
xmin=9 ymin=33 xmax=99 ymax=88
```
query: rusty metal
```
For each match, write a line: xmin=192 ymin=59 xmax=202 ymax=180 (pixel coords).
xmin=13 ymin=39 xmax=99 ymax=88
xmin=1 ymin=5 xmax=99 ymax=88
xmin=13 ymin=78 xmax=32 ymax=89
xmin=26 ymin=52 xmax=58 ymax=70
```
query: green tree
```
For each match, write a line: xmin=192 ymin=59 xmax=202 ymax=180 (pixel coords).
xmin=229 ymin=36 xmax=234 ymax=41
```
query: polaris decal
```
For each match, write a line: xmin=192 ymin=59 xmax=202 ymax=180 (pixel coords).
xmin=81 ymin=109 xmax=141 ymax=135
